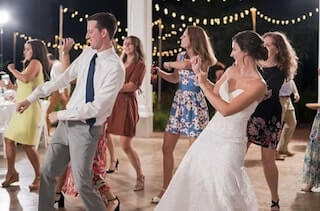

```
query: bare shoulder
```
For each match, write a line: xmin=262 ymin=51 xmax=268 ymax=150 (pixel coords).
xmin=250 ymin=78 xmax=266 ymax=90
xmin=29 ymin=59 xmax=41 ymax=66
xmin=247 ymin=78 xmax=266 ymax=101
xmin=26 ymin=59 xmax=42 ymax=73
xmin=224 ymin=65 xmax=236 ymax=75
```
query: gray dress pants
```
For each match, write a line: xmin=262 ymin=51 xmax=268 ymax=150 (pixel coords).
xmin=38 ymin=120 xmax=105 ymax=211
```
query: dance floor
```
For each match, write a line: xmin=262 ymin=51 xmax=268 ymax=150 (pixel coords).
xmin=0 ymin=127 xmax=319 ymax=211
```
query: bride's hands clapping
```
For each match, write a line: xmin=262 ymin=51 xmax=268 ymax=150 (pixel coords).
xmin=191 ymin=56 xmax=208 ymax=87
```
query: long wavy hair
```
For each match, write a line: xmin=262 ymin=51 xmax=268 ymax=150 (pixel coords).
xmin=186 ymin=26 xmax=217 ymax=67
xmin=263 ymin=31 xmax=298 ymax=79
xmin=121 ymin=35 xmax=145 ymax=64
xmin=24 ymin=39 xmax=50 ymax=81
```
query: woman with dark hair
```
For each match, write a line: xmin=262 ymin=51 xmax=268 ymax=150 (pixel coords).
xmin=247 ymin=31 xmax=298 ymax=211
xmin=104 ymin=35 xmax=146 ymax=191
xmin=151 ymin=26 xmax=216 ymax=203
xmin=155 ymin=30 xmax=267 ymax=211
xmin=1 ymin=39 xmax=49 ymax=191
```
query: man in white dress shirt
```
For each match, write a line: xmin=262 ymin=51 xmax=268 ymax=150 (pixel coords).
xmin=17 ymin=12 xmax=125 ymax=211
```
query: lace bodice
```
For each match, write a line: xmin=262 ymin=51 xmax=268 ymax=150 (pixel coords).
xmin=208 ymin=80 xmax=259 ymax=139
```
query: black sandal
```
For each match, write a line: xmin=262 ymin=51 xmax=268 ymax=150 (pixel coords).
xmin=107 ymin=196 xmax=120 ymax=211
xmin=54 ymin=192 xmax=64 ymax=208
xmin=271 ymin=199 xmax=280 ymax=210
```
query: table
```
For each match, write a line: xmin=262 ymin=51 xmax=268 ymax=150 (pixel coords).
xmin=0 ymin=100 xmax=15 ymax=157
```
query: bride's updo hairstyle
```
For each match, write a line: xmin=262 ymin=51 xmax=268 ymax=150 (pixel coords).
xmin=232 ymin=30 xmax=268 ymax=61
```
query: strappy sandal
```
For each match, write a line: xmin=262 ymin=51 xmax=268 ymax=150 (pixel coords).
xmin=133 ymin=175 xmax=145 ymax=191
xmin=151 ymin=188 xmax=166 ymax=204
xmin=107 ymin=196 xmax=120 ymax=211
xmin=271 ymin=199 xmax=280 ymax=211
xmin=1 ymin=172 xmax=19 ymax=187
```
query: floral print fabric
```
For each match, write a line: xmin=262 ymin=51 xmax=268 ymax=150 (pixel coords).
xmin=62 ymin=121 xmax=109 ymax=196
xmin=247 ymin=66 xmax=285 ymax=149
xmin=302 ymin=111 xmax=320 ymax=188
xmin=165 ymin=52 xmax=209 ymax=138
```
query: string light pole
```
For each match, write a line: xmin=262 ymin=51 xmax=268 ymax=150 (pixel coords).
xmin=318 ymin=0 xmax=320 ymax=103
xmin=12 ymin=32 xmax=17 ymax=66
xmin=250 ymin=7 xmax=257 ymax=31
xmin=0 ymin=10 xmax=9 ymax=71
xmin=59 ymin=4 xmax=63 ymax=60
xmin=157 ymin=18 xmax=163 ymax=110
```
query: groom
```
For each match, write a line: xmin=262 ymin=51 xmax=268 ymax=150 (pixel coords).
xmin=17 ymin=12 xmax=125 ymax=211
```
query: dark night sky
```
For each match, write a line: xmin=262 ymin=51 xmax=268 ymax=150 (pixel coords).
xmin=0 ymin=0 xmax=127 ymax=64
xmin=0 ymin=0 xmax=319 ymax=122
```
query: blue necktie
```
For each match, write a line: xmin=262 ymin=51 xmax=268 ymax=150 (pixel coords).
xmin=85 ymin=53 xmax=97 ymax=127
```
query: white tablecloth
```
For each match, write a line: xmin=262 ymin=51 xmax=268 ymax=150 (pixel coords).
xmin=0 ymin=100 xmax=15 ymax=157
xmin=0 ymin=100 xmax=15 ymax=133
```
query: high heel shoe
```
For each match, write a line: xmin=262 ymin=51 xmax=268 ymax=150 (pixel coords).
xmin=106 ymin=159 xmax=119 ymax=174
xmin=54 ymin=192 xmax=65 ymax=208
xmin=29 ymin=177 xmax=40 ymax=192
xmin=133 ymin=175 xmax=145 ymax=191
xmin=2 ymin=172 xmax=19 ymax=187
xmin=151 ymin=188 xmax=166 ymax=204
xmin=271 ymin=199 xmax=280 ymax=211
xmin=107 ymin=196 xmax=120 ymax=211
xmin=301 ymin=184 xmax=313 ymax=192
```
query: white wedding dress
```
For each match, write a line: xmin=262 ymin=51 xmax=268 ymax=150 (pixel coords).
xmin=155 ymin=80 xmax=259 ymax=211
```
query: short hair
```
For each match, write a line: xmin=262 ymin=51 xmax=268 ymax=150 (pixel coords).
xmin=88 ymin=12 xmax=117 ymax=39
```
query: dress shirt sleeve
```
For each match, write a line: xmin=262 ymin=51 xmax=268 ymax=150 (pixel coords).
xmin=26 ymin=51 xmax=84 ymax=103
xmin=56 ymin=61 xmax=125 ymax=121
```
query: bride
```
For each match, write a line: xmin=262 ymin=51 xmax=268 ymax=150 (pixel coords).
xmin=155 ymin=30 xmax=268 ymax=211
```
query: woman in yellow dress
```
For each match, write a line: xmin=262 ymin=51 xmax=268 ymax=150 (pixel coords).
xmin=2 ymin=39 xmax=50 ymax=191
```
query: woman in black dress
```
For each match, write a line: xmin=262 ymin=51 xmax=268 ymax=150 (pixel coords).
xmin=247 ymin=31 xmax=298 ymax=211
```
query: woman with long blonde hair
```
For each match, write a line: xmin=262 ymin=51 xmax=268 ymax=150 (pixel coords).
xmin=151 ymin=26 xmax=216 ymax=203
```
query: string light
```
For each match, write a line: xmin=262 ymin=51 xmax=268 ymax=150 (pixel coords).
xmin=256 ymin=8 xmax=317 ymax=25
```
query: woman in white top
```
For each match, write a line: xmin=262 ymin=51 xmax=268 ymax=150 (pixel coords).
xmin=277 ymin=78 xmax=300 ymax=160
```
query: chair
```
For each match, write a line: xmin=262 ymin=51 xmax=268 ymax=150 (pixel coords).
xmin=0 ymin=102 xmax=16 ymax=158
xmin=35 ymin=100 xmax=50 ymax=150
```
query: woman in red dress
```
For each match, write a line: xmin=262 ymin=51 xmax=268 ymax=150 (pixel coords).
xmin=105 ymin=35 xmax=146 ymax=191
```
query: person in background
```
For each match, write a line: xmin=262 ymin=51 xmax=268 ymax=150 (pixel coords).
xmin=46 ymin=53 xmax=70 ymax=134
xmin=209 ymin=61 xmax=225 ymax=83
xmin=105 ymin=35 xmax=146 ymax=192
xmin=1 ymin=39 xmax=50 ymax=192
xmin=276 ymin=78 xmax=300 ymax=160
xmin=301 ymin=102 xmax=320 ymax=192
xmin=247 ymin=31 xmax=298 ymax=211
xmin=151 ymin=26 xmax=216 ymax=203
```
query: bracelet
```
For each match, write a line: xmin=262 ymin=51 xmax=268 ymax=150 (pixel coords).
xmin=201 ymin=85 xmax=210 ymax=93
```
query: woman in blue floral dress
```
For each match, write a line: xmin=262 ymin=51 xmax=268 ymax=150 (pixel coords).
xmin=301 ymin=103 xmax=320 ymax=192
xmin=247 ymin=31 xmax=298 ymax=211
xmin=151 ymin=26 xmax=217 ymax=203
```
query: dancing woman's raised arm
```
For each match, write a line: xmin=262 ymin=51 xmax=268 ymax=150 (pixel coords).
xmin=152 ymin=53 xmax=190 ymax=84
xmin=192 ymin=56 xmax=266 ymax=116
